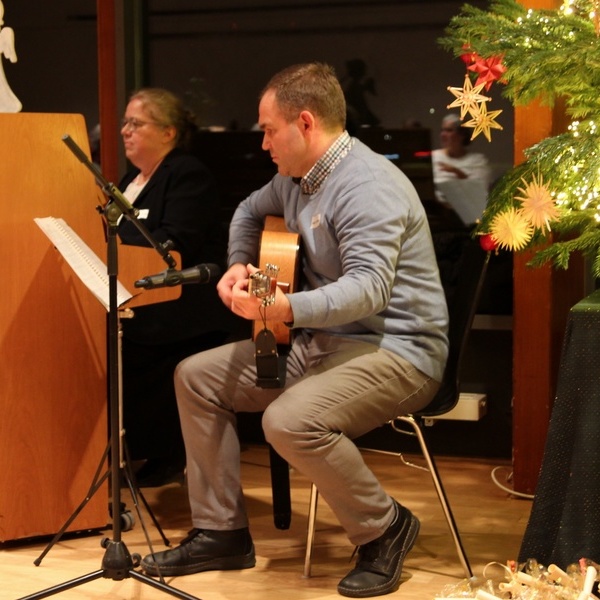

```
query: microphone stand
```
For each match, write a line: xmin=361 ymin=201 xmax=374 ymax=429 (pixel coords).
xmin=18 ymin=137 xmax=200 ymax=600
xmin=62 ymin=134 xmax=177 ymax=269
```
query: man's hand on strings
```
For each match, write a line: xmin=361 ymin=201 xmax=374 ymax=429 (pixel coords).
xmin=216 ymin=262 xmax=249 ymax=309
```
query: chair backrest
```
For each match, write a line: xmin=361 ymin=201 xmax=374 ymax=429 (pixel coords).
xmin=418 ymin=237 xmax=490 ymax=417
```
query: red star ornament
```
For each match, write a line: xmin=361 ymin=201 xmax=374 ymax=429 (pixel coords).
xmin=467 ymin=54 xmax=507 ymax=91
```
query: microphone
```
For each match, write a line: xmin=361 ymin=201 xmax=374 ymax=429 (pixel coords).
xmin=134 ymin=263 xmax=221 ymax=289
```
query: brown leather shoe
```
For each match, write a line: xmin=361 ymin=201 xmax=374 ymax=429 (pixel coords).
xmin=141 ymin=527 xmax=256 ymax=577
xmin=337 ymin=501 xmax=419 ymax=597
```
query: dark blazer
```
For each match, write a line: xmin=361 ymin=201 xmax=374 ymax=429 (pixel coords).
xmin=118 ymin=148 xmax=240 ymax=344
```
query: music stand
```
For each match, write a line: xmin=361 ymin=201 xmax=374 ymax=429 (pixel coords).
xmin=18 ymin=136 xmax=201 ymax=600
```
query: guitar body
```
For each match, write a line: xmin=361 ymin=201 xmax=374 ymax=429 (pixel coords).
xmin=253 ymin=215 xmax=300 ymax=345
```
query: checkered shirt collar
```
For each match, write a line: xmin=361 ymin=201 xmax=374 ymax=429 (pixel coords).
xmin=299 ymin=131 xmax=354 ymax=195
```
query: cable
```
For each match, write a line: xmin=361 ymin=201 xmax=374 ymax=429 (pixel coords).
xmin=491 ymin=466 xmax=535 ymax=500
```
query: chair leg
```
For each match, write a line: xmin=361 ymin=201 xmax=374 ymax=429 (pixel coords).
xmin=396 ymin=415 xmax=473 ymax=578
xmin=268 ymin=445 xmax=292 ymax=530
xmin=303 ymin=482 xmax=319 ymax=578
xmin=303 ymin=420 xmax=472 ymax=579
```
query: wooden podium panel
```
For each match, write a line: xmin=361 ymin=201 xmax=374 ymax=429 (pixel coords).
xmin=119 ymin=244 xmax=181 ymax=309
xmin=0 ymin=114 xmax=179 ymax=542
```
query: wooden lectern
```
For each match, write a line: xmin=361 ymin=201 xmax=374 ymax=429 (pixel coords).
xmin=0 ymin=114 xmax=179 ymax=542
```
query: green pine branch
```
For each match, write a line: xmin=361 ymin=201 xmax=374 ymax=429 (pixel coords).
xmin=440 ymin=1 xmax=600 ymax=116
xmin=440 ymin=0 xmax=600 ymax=276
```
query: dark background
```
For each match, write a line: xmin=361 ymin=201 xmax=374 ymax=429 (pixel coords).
xmin=4 ymin=1 xmax=513 ymax=180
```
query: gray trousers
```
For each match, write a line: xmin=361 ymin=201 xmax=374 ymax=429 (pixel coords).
xmin=175 ymin=329 xmax=439 ymax=546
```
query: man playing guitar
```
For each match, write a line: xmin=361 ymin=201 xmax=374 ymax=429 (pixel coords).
xmin=140 ymin=62 xmax=449 ymax=599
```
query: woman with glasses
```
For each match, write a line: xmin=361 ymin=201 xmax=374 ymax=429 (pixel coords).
xmin=117 ymin=88 xmax=241 ymax=487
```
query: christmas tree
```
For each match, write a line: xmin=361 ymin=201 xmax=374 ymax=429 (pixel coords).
xmin=440 ymin=0 xmax=600 ymax=276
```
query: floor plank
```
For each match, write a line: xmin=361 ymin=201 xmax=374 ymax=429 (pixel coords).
xmin=0 ymin=445 xmax=531 ymax=600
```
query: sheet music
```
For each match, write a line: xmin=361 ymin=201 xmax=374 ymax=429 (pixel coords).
xmin=34 ymin=216 xmax=132 ymax=310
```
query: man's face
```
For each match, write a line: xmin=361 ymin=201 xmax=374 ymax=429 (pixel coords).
xmin=440 ymin=122 xmax=462 ymax=150
xmin=258 ymin=89 xmax=310 ymax=178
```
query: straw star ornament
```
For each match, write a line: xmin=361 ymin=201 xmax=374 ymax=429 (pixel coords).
xmin=515 ymin=173 xmax=560 ymax=233
xmin=490 ymin=207 xmax=534 ymax=251
xmin=447 ymin=74 xmax=491 ymax=120
xmin=463 ymin=101 xmax=503 ymax=142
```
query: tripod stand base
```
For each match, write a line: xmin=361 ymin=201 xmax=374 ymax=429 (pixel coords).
xmin=19 ymin=539 xmax=201 ymax=600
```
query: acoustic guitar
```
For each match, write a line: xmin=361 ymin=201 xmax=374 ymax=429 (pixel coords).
xmin=252 ymin=215 xmax=300 ymax=345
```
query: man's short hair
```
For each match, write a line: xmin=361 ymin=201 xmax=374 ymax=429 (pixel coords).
xmin=261 ymin=63 xmax=346 ymax=131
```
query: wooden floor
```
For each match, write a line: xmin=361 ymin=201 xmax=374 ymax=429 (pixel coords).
xmin=0 ymin=445 xmax=531 ymax=600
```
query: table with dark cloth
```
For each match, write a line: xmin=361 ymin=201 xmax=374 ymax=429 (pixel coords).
xmin=519 ymin=288 xmax=600 ymax=568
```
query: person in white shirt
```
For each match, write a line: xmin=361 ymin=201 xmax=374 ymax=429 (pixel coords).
xmin=431 ymin=113 xmax=491 ymax=223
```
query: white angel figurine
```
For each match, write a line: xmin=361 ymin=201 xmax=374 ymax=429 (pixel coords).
xmin=0 ymin=1 xmax=21 ymax=112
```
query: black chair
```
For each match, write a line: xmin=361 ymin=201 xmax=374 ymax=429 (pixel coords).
xmin=303 ymin=237 xmax=490 ymax=578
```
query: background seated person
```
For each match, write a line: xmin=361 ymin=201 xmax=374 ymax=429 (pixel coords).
xmin=431 ymin=112 xmax=491 ymax=226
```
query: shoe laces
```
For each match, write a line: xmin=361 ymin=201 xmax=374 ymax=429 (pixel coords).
xmin=354 ymin=538 xmax=382 ymax=565
xmin=348 ymin=538 xmax=380 ymax=567
xmin=351 ymin=506 xmax=403 ymax=567
xmin=180 ymin=528 xmax=203 ymax=545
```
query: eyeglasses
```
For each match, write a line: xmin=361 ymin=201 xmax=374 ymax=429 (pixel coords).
xmin=120 ymin=117 xmax=162 ymax=131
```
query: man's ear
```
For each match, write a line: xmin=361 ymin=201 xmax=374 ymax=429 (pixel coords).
xmin=298 ymin=110 xmax=315 ymax=133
